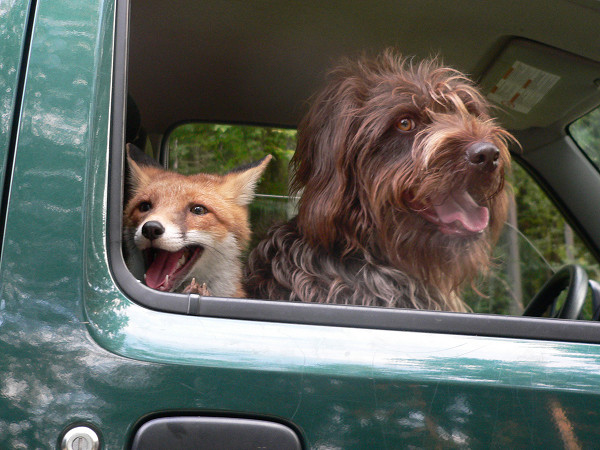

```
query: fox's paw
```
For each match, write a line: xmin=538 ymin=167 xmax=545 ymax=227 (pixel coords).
xmin=183 ymin=278 xmax=211 ymax=296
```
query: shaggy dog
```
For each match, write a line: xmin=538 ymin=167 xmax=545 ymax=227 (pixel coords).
xmin=245 ymin=50 xmax=515 ymax=312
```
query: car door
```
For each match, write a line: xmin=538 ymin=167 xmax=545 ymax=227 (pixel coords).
xmin=0 ymin=0 xmax=33 ymax=247
xmin=3 ymin=0 xmax=600 ymax=448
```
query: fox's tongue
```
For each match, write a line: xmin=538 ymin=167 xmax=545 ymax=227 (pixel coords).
xmin=433 ymin=190 xmax=489 ymax=233
xmin=145 ymin=249 xmax=186 ymax=291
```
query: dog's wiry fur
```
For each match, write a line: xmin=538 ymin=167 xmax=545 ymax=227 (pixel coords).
xmin=245 ymin=50 xmax=516 ymax=312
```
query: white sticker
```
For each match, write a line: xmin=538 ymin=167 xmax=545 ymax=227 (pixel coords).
xmin=487 ymin=61 xmax=560 ymax=114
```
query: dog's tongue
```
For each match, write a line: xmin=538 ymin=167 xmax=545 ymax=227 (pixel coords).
xmin=145 ymin=249 xmax=185 ymax=291
xmin=433 ymin=190 xmax=489 ymax=233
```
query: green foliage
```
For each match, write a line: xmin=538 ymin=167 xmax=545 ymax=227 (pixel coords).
xmin=570 ymin=106 xmax=600 ymax=169
xmin=167 ymin=123 xmax=295 ymax=195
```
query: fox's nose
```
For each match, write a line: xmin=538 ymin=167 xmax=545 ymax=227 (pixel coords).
xmin=142 ymin=221 xmax=165 ymax=241
xmin=466 ymin=142 xmax=500 ymax=173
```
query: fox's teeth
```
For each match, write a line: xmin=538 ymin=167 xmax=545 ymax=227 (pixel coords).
xmin=165 ymin=274 xmax=169 ymax=284
xmin=177 ymin=255 xmax=186 ymax=269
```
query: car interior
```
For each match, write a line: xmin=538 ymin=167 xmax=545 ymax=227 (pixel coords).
xmin=114 ymin=0 xmax=600 ymax=330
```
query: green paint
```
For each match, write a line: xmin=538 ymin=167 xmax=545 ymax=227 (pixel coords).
xmin=1 ymin=0 xmax=600 ymax=448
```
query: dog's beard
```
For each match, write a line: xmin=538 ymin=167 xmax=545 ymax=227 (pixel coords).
xmin=376 ymin=185 xmax=507 ymax=295
xmin=405 ymin=189 xmax=490 ymax=236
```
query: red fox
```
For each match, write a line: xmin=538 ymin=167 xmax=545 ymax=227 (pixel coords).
xmin=123 ymin=150 xmax=271 ymax=297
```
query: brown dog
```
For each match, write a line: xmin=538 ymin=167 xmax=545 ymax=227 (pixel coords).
xmin=245 ymin=50 xmax=515 ymax=312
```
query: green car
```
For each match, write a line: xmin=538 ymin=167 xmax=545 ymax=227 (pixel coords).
xmin=3 ymin=0 xmax=600 ymax=448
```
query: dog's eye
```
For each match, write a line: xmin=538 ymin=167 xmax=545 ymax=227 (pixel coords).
xmin=190 ymin=205 xmax=208 ymax=215
xmin=395 ymin=117 xmax=415 ymax=132
xmin=138 ymin=201 xmax=152 ymax=212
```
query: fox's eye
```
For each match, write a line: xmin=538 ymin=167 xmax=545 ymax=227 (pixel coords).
xmin=190 ymin=205 xmax=208 ymax=215
xmin=138 ymin=201 xmax=152 ymax=212
xmin=395 ymin=117 xmax=415 ymax=132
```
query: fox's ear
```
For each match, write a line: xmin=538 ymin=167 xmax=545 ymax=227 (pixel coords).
xmin=126 ymin=144 xmax=152 ymax=190
xmin=225 ymin=154 xmax=272 ymax=206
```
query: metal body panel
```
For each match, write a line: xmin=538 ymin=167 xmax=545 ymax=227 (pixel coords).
xmin=0 ymin=0 xmax=32 ymax=195
xmin=1 ymin=0 xmax=600 ymax=448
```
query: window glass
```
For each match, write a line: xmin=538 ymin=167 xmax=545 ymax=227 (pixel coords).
xmin=166 ymin=123 xmax=600 ymax=316
xmin=464 ymin=164 xmax=600 ymax=317
xmin=569 ymin=106 xmax=600 ymax=171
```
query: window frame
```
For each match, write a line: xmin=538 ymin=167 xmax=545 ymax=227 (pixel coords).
xmin=108 ymin=0 xmax=600 ymax=344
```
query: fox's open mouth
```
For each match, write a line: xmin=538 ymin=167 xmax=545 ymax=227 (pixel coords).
xmin=407 ymin=189 xmax=490 ymax=236
xmin=143 ymin=246 xmax=204 ymax=291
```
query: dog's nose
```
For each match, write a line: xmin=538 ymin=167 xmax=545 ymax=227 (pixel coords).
xmin=142 ymin=221 xmax=165 ymax=240
xmin=466 ymin=142 xmax=500 ymax=172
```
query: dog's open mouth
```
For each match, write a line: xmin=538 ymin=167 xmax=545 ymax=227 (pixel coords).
xmin=410 ymin=190 xmax=490 ymax=236
xmin=144 ymin=246 xmax=204 ymax=291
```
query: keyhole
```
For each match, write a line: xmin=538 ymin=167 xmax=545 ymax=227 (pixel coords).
xmin=72 ymin=436 xmax=91 ymax=450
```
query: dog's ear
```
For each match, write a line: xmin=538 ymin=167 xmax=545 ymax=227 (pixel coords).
xmin=223 ymin=154 xmax=272 ymax=206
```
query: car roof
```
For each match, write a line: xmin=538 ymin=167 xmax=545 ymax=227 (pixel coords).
xmin=127 ymin=0 xmax=600 ymax=139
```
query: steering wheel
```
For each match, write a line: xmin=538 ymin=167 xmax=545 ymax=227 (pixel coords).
xmin=522 ymin=265 xmax=588 ymax=319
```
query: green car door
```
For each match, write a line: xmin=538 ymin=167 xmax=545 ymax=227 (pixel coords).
xmin=0 ymin=0 xmax=33 ymax=195
xmin=2 ymin=0 xmax=600 ymax=448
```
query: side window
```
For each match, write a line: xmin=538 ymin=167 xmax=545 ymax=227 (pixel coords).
xmin=464 ymin=163 xmax=600 ymax=317
xmin=570 ymin=106 xmax=600 ymax=171
xmin=162 ymin=124 xmax=600 ymax=318
xmin=111 ymin=0 xmax=600 ymax=346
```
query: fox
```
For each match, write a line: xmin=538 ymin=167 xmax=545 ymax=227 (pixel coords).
xmin=123 ymin=146 xmax=271 ymax=297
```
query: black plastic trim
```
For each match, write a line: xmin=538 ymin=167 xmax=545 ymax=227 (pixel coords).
xmin=108 ymin=0 xmax=600 ymax=345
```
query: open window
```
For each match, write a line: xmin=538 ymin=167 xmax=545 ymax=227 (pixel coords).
xmin=109 ymin=0 xmax=600 ymax=342
xmin=130 ymin=120 xmax=600 ymax=318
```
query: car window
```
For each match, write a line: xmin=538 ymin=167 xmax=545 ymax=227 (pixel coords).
xmin=569 ymin=106 xmax=600 ymax=172
xmin=113 ymin=0 xmax=600 ymax=343
xmin=464 ymin=164 xmax=600 ymax=317
xmin=164 ymin=123 xmax=600 ymax=318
